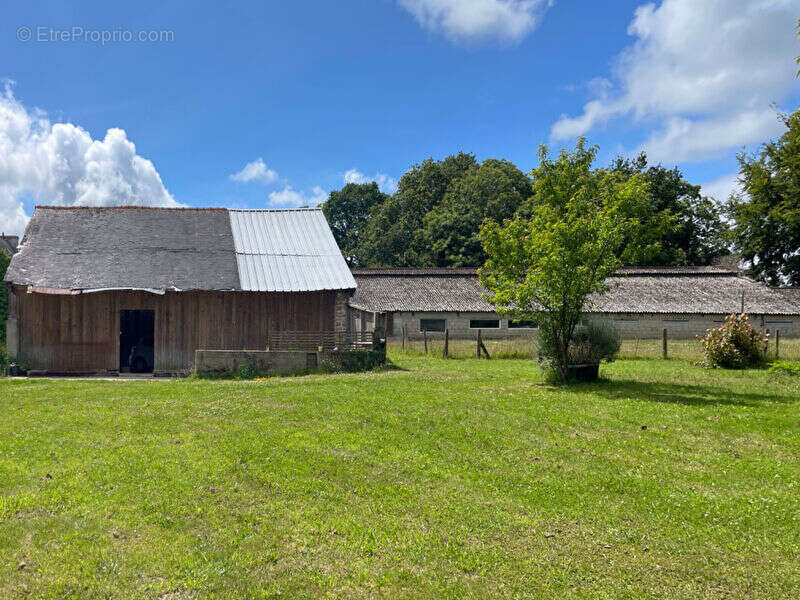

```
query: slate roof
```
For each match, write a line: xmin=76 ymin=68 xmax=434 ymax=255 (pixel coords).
xmin=5 ymin=206 xmax=354 ymax=293
xmin=350 ymin=267 xmax=800 ymax=316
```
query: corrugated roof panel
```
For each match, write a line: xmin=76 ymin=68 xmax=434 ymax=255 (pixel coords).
xmin=230 ymin=209 xmax=356 ymax=292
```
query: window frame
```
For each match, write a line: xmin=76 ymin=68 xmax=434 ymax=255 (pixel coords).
xmin=419 ymin=318 xmax=447 ymax=333
xmin=508 ymin=319 xmax=538 ymax=329
xmin=469 ymin=318 xmax=500 ymax=329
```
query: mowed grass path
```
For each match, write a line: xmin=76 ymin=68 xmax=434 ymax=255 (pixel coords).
xmin=1 ymin=356 xmax=799 ymax=599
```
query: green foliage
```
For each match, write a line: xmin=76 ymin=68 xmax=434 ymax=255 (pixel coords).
xmin=480 ymin=140 xmax=649 ymax=381
xmin=769 ymin=360 xmax=800 ymax=376
xmin=320 ymin=349 xmax=385 ymax=373
xmin=538 ymin=321 xmax=620 ymax=373
xmin=0 ymin=249 xmax=10 ymax=343
xmin=321 ymin=182 xmax=389 ymax=266
xmin=0 ymin=343 xmax=8 ymax=376
xmin=422 ymin=159 xmax=532 ymax=266
xmin=727 ymin=109 xmax=800 ymax=285
xmin=359 ymin=152 xmax=478 ymax=266
xmin=610 ymin=153 xmax=729 ymax=266
xmin=698 ymin=314 xmax=769 ymax=369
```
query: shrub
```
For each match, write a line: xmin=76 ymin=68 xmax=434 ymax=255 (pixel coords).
xmin=538 ymin=320 xmax=620 ymax=367
xmin=0 ymin=343 xmax=8 ymax=377
xmin=698 ymin=314 xmax=768 ymax=369
xmin=320 ymin=349 xmax=385 ymax=373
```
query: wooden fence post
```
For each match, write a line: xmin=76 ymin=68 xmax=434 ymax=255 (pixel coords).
xmin=662 ymin=328 xmax=668 ymax=359
xmin=776 ymin=329 xmax=780 ymax=359
xmin=477 ymin=329 xmax=482 ymax=358
xmin=423 ymin=329 xmax=428 ymax=354
xmin=443 ymin=328 xmax=449 ymax=359
xmin=402 ymin=324 xmax=406 ymax=350
xmin=765 ymin=329 xmax=770 ymax=356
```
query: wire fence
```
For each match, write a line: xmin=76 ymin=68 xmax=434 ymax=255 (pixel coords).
xmin=388 ymin=335 xmax=800 ymax=362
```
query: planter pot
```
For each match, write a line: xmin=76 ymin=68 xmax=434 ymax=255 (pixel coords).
xmin=566 ymin=363 xmax=599 ymax=382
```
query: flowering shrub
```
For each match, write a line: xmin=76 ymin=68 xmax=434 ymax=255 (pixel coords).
xmin=698 ymin=314 xmax=768 ymax=369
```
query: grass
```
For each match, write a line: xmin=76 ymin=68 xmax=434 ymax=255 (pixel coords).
xmin=1 ymin=354 xmax=799 ymax=599
xmin=391 ymin=335 xmax=800 ymax=362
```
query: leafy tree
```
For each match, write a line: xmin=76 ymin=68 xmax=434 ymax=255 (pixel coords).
xmin=0 ymin=250 xmax=10 ymax=343
xmin=610 ymin=153 xmax=729 ymax=266
xmin=479 ymin=141 xmax=649 ymax=381
xmin=727 ymin=109 xmax=800 ymax=285
xmin=359 ymin=153 xmax=478 ymax=266
xmin=321 ymin=182 xmax=388 ymax=266
xmin=422 ymin=159 xmax=532 ymax=266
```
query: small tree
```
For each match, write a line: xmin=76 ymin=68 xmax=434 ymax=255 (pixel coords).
xmin=479 ymin=141 xmax=649 ymax=381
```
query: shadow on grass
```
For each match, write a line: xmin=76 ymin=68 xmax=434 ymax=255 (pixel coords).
xmin=576 ymin=378 xmax=797 ymax=408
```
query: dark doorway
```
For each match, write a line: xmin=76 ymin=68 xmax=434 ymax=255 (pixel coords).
xmin=120 ymin=310 xmax=155 ymax=373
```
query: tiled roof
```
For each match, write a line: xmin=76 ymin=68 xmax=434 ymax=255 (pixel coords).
xmin=350 ymin=267 xmax=800 ymax=315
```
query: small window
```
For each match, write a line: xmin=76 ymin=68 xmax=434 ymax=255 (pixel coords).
xmin=509 ymin=319 xmax=538 ymax=329
xmin=420 ymin=318 xmax=446 ymax=332
xmin=470 ymin=319 xmax=500 ymax=329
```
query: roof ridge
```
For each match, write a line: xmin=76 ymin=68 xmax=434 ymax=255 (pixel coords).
xmin=35 ymin=205 xmax=228 ymax=211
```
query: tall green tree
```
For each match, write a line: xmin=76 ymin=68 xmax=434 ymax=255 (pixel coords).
xmin=610 ymin=153 xmax=729 ymax=266
xmin=727 ymin=109 xmax=800 ymax=285
xmin=359 ymin=153 xmax=478 ymax=266
xmin=422 ymin=159 xmax=532 ymax=266
xmin=0 ymin=250 xmax=10 ymax=343
xmin=321 ymin=182 xmax=388 ymax=266
xmin=479 ymin=141 xmax=650 ymax=381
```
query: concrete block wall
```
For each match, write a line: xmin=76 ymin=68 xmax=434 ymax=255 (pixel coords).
xmin=335 ymin=291 xmax=352 ymax=333
xmin=194 ymin=349 xmax=319 ymax=375
xmin=590 ymin=313 xmax=800 ymax=339
xmin=369 ymin=310 xmax=800 ymax=341
xmin=389 ymin=311 xmax=537 ymax=340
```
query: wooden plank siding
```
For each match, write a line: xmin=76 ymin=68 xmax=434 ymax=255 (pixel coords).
xmin=14 ymin=285 xmax=336 ymax=374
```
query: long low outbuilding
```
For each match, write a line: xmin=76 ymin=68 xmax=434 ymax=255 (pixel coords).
xmin=4 ymin=206 xmax=356 ymax=375
xmin=349 ymin=267 xmax=800 ymax=340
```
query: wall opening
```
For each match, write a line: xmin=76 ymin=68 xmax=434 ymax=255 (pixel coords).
xmin=120 ymin=309 xmax=155 ymax=373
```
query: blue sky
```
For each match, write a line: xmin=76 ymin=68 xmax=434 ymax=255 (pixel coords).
xmin=1 ymin=0 xmax=799 ymax=234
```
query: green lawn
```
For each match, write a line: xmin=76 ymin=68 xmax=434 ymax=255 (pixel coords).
xmin=1 ymin=355 xmax=799 ymax=599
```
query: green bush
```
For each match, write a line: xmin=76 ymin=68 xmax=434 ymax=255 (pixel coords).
xmin=699 ymin=314 xmax=768 ymax=369
xmin=320 ymin=349 xmax=385 ymax=373
xmin=768 ymin=361 xmax=800 ymax=376
xmin=0 ymin=343 xmax=8 ymax=376
xmin=538 ymin=320 xmax=620 ymax=367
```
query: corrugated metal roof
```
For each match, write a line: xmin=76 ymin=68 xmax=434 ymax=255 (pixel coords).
xmin=229 ymin=209 xmax=356 ymax=292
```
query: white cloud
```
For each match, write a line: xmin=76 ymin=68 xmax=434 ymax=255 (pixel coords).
xmin=640 ymin=109 xmax=786 ymax=163
xmin=398 ymin=0 xmax=552 ymax=43
xmin=343 ymin=168 xmax=398 ymax=194
xmin=550 ymin=0 xmax=800 ymax=162
xmin=701 ymin=172 xmax=742 ymax=203
xmin=268 ymin=185 xmax=327 ymax=208
xmin=229 ymin=157 xmax=278 ymax=184
xmin=0 ymin=84 xmax=179 ymax=235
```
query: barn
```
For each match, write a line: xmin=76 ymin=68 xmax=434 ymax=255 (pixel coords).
xmin=3 ymin=206 xmax=356 ymax=375
xmin=349 ymin=267 xmax=800 ymax=340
